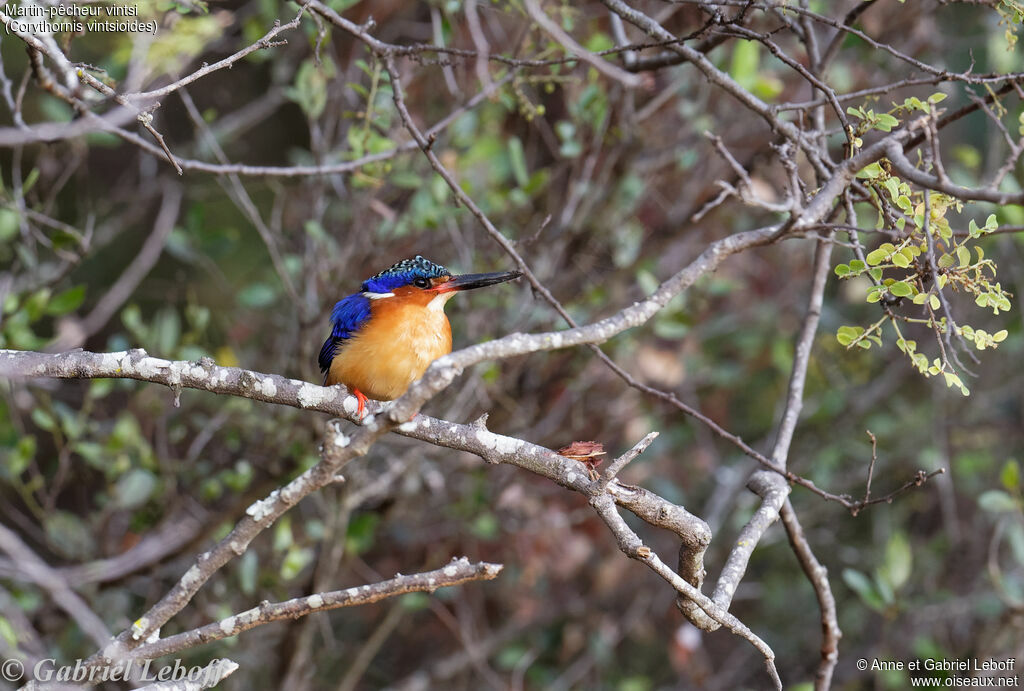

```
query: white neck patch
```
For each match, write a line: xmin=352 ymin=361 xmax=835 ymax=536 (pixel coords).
xmin=364 ymin=292 xmax=395 ymax=300
xmin=427 ymin=292 xmax=458 ymax=312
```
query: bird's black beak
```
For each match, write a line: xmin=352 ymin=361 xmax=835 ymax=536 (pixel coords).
xmin=435 ymin=270 xmax=522 ymax=293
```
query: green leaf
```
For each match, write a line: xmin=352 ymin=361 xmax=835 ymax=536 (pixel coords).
xmin=906 ymin=96 xmax=928 ymax=113
xmin=956 ymin=245 xmax=970 ymax=268
xmin=238 ymin=283 xmax=278 ymax=309
xmin=730 ymin=40 xmax=760 ymax=88
xmin=496 ymin=644 xmax=530 ymax=671
xmin=0 ymin=617 xmax=17 ymax=649
xmin=238 ymin=550 xmax=258 ymax=596
xmin=875 ymin=112 xmax=900 ymax=131
xmin=891 ymin=253 xmax=911 ymax=268
xmin=877 ymin=532 xmax=912 ymax=591
xmin=401 ymin=592 xmax=431 ymax=611
xmin=849 ymin=259 xmax=866 ymax=272
xmin=346 ymin=513 xmax=380 ymax=555
xmin=896 ymin=338 xmax=916 ymax=354
xmin=857 ymin=162 xmax=884 ymax=180
xmin=23 ymin=289 xmax=51 ymax=321
xmin=0 ymin=208 xmax=19 ymax=243
xmin=280 ymin=546 xmax=314 ymax=580
xmin=866 ymin=243 xmax=896 ymax=266
xmin=22 ymin=168 xmax=39 ymax=196
xmin=889 ymin=281 xmax=912 ymax=297
xmin=834 ymin=263 xmax=851 ymax=276
xmin=286 ymin=58 xmax=336 ymax=119
xmin=31 ymin=408 xmax=56 ymax=432
xmin=6 ymin=436 xmax=35 ymax=477
xmin=114 ymin=469 xmax=157 ymax=509
xmin=943 ymin=371 xmax=969 ymax=396
xmin=979 ymin=490 xmax=1020 ymax=514
xmin=471 ymin=512 xmax=499 ymax=539
xmin=843 ymin=568 xmax=885 ymax=612
xmin=875 ymin=575 xmax=894 ymax=606
xmin=556 ymin=120 xmax=581 ymax=158
xmin=1001 ymin=460 xmax=1020 ymax=492
xmin=44 ymin=511 xmax=96 ymax=560
xmin=507 ymin=136 xmax=529 ymax=188
xmin=152 ymin=307 xmax=181 ymax=355
xmin=836 ymin=325 xmax=863 ymax=346
xmin=865 ymin=248 xmax=887 ymax=265
xmin=72 ymin=441 xmax=105 ymax=470
xmin=45 ymin=285 xmax=86 ymax=316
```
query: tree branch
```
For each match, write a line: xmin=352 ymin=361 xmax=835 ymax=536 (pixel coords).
xmin=130 ymin=558 xmax=502 ymax=661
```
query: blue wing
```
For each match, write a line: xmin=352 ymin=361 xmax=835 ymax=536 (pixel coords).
xmin=318 ymin=293 xmax=371 ymax=379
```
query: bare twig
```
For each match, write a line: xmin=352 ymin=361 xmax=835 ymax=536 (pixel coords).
xmin=599 ymin=432 xmax=659 ymax=491
xmin=780 ymin=500 xmax=841 ymax=691
xmin=76 ymin=71 xmax=182 ymax=174
xmin=124 ymin=6 xmax=309 ymax=104
xmin=130 ymin=558 xmax=502 ymax=660
xmin=863 ymin=430 xmax=878 ymax=504
xmin=589 ymin=494 xmax=782 ymax=690
xmin=772 ymin=233 xmax=834 ymax=468
xmin=523 ymin=0 xmax=643 ymax=89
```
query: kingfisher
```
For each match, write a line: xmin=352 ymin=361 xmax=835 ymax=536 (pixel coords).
xmin=319 ymin=255 xmax=522 ymax=417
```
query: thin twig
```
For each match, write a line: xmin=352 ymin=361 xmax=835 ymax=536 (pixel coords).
xmin=599 ymin=432 xmax=659 ymax=491
xmin=130 ymin=558 xmax=502 ymax=660
xmin=523 ymin=0 xmax=643 ymax=89
xmin=780 ymin=500 xmax=841 ymax=691
xmin=863 ymin=430 xmax=878 ymax=504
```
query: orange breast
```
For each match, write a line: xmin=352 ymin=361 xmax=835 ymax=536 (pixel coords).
xmin=326 ymin=292 xmax=454 ymax=401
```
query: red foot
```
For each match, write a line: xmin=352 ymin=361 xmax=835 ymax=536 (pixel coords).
xmin=353 ymin=389 xmax=369 ymax=420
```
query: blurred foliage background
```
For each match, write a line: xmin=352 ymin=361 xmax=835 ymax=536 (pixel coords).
xmin=1 ymin=0 xmax=1023 ymax=689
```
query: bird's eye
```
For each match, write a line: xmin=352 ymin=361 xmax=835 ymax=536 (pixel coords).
xmin=412 ymin=277 xmax=431 ymax=289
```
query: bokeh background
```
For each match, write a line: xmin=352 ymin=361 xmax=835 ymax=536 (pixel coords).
xmin=1 ymin=0 xmax=1023 ymax=689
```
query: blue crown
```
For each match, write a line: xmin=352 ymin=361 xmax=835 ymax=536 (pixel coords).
xmin=361 ymin=255 xmax=451 ymax=293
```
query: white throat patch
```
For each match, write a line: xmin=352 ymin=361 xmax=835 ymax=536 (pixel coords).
xmin=427 ymin=292 xmax=458 ymax=311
